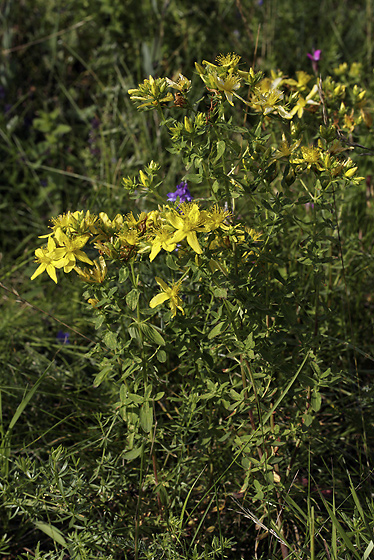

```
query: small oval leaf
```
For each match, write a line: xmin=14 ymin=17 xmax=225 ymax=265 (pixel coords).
xmin=140 ymin=402 xmax=153 ymax=433
xmin=208 ymin=321 xmax=225 ymax=340
xmin=126 ymin=288 xmax=140 ymax=310
xmin=139 ymin=323 xmax=165 ymax=346
xmin=103 ymin=331 xmax=117 ymax=351
xmin=123 ymin=446 xmax=143 ymax=461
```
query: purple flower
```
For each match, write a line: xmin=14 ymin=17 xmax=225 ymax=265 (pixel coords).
xmin=307 ymin=49 xmax=321 ymax=62
xmin=57 ymin=330 xmax=70 ymax=344
xmin=167 ymin=181 xmax=193 ymax=203
xmin=307 ymin=49 xmax=321 ymax=74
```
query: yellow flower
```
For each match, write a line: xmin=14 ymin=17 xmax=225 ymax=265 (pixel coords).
xmin=54 ymin=228 xmax=93 ymax=273
xmin=245 ymin=227 xmax=262 ymax=242
xmin=165 ymin=74 xmax=191 ymax=92
xmin=333 ymin=62 xmax=348 ymax=76
xmin=51 ymin=210 xmax=98 ymax=235
xmin=290 ymin=84 xmax=319 ymax=118
xmin=128 ymin=75 xmax=173 ymax=109
xmin=273 ymin=135 xmax=301 ymax=159
xmin=120 ymin=230 xmax=139 ymax=246
xmin=284 ymin=71 xmax=311 ymax=91
xmin=258 ymin=74 xmax=284 ymax=94
xmin=167 ymin=203 xmax=206 ymax=254
xmin=250 ymin=82 xmax=292 ymax=119
xmin=202 ymin=53 xmax=241 ymax=70
xmin=30 ymin=236 xmax=69 ymax=283
xmin=75 ymin=256 xmax=107 ymax=284
xmin=291 ymin=146 xmax=323 ymax=170
xmin=216 ymin=73 xmax=241 ymax=106
xmin=149 ymin=277 xmax=184 ymax=317
xmin=149 ymin=227 xmax=176 ymax=262
xmin=215 ymin=53 xmax=241 ymax=68
xmin=204 ymin=205 xmax=231 ymax=231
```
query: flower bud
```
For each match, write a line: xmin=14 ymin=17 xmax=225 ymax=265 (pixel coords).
xmin=345 ymin=166 xmax=358 ymax=178
xmin=184 ymin=116 xmax=193 ymax=133
xmin=139 ymin=170 xmax=148 ymax=186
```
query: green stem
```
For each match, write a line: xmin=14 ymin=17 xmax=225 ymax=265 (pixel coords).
xmin=240 ymin=357 xmax=257 ymax=433
xmin=134 ymin=440 xmax=146 ymax=560
xmin=202 ymin=293 xmax=215 ymax=335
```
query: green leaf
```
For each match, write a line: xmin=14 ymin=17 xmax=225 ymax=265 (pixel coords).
xmin=103 ymin=331 xmax=117 ymax=351
xmin=126 ymin=288 xmax=140 ymax=310
xmin=34 ymin=521 xmax=67 ymax=546
xmin=119 ymin=267 xmax=129 ymax=283
xmin=311 ymin=390 xmax=321 ymax=412
xmin=128 ymin=393 xmax=144 ymax=404
xmin=139 ymin=323 xmax=165 ymax=346
xmin=253 ymin=479 xmax=264 ymax=499
xmin=303 ymin=413 xmax=313 ymax=427
xmin=108 ymin=286 xmax=118 ymax=298
xmin=165 ymin=253 xmax=179 ymax=270
xmin=213 ymin=140 xmax=226 ymax=163
xmin=213 ymin=287 xmax=227 ymax=298
xmin=212 ymin=180 xmax=219 ymax=193
xmin=128 ymin=324 xmax=139 ymax=339
xmin=6 ymin=362 xmax=52 ymax=434
xmin=244 ymin=333 xmax=255 ymax=353
xmin=349 ymin=474 xmax=372 ymax=535
xmin=140 ymin=402 xmax=153 ymax=433
xmin=54 ymin=124 xmax=72 ymax=136
xmin=124 ymin=446 xmax=143 ymax=461
xmin=319 ymin=494 xmax=361 ymax=560
xmin=208 ymin=321 xmax=226 ymax=339
xmin=93 ymin=314 xmax=104 ymax=330
xmin=157 ymin=349 xmax=167 ymax=362
xmin=185 ymin=173 xmax=203 ymax=183
xmin=120 ymin=383 xmax=127 ymax=406
xmin=93 ymin=364 xmax=113 ymax=387
xmin=230 ymin=389 xmax=242 ymax=400
xmin=364 ymin=541 xmax=374 ymax=560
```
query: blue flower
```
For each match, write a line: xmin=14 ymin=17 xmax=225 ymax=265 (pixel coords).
xmin=57 ymin=330 xmax=70 ymax=344
xmin=167 ymin=181 xmax=193 ymax=203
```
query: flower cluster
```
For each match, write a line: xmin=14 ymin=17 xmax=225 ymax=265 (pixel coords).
xmin=127 ymin=52 xmax=370 ymax=141
xmin=128 ymin=75 xmax=174 ymax=110
xmin=128 ymin=74 xmax=191 ymax=111
xmin=194 ymin=53 xmax=253 ymax=106
xmin=30 ymin=198 xmax=259 ymax=316
xmin=167 ymin=181 xmax=193 ymax=203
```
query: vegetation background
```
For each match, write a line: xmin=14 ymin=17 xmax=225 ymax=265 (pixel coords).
xmin=1 ymin=0 xmax=374 ymax=558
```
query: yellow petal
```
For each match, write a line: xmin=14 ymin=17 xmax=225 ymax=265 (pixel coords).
xmin=46 ymin=264 xmax=58 ymax=283
xmin=186 ymin=231 xmax=202 ymax=254
xmin=55 ymin=227 xmax=68 ymax=245
xmin=163 ymin=241 xmax=176 ymax=252
xmin=47 ymin=236 xmax=57 ymax=252
xmin=75 ymin=250 xmax=94 ymax=265
xmin=149 ymin=293 xmax=169 ymax=309
xmin=31 ymin=264 xmax=46 ymax=281
xmin=149 ymin=241 xmax=162 ymax=262
xmin=154 ymin=277 xmax=169 ymax=291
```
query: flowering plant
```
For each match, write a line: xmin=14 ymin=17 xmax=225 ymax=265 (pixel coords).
xmin=29 ymin=53 xmax=371 ymax=557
